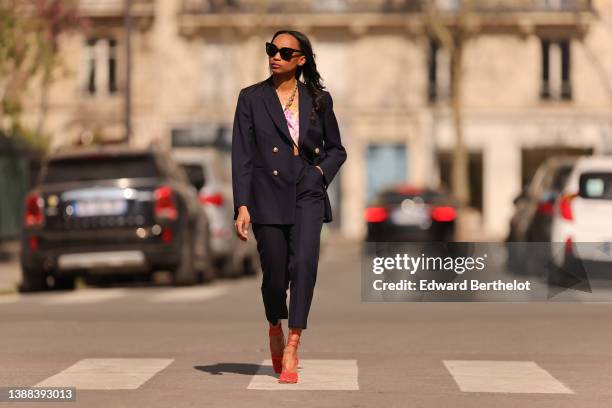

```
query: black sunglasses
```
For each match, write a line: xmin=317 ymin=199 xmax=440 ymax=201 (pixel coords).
xmin=266 ymin=42 xmax=304 ymax=61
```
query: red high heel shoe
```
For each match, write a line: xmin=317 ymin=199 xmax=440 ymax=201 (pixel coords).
xmin=269 ymin=322 xmax=284 ymax=374
xmin=278 ymin=336 xmax=300 ymax=383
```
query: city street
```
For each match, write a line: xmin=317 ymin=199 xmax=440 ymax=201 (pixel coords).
xmin=2 ymin=1 xmax=612 ymax=407
xmin=1 ymin=235 xmax=612 ymax=407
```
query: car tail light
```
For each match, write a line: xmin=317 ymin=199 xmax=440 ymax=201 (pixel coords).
xmin=29 ymin=236 xmax=39 ymax=251
xmin=558 ymin=193 xmax=578 ymax=221
xmin=24 ymin=193 xmax=44 ymax=226
xmin=161 ymin=227 xmax=173 ymax=243
xmin=199 ymin=192 xmax=224 ymax=206
xmin=431 ymin=206 xmax=456 ymax=222
xmin=365 ymin=207 xmax=388 ymax=223
xmin=536 ymin=201 xmax=555 ymax=215
xmin=564 ymin=237 xmax=574 ymax=255
xmin=154 ymin=185 xmax=178 ymax=220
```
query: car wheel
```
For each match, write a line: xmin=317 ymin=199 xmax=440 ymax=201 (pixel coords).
xmin=547 ymin=263 xmax=564 ymax=287
xmin=547 ymin=253 xmax=572 ymax=287
xmin=506 ymin=243 xmax=528 ymax=275
xmin=196 ymin=231 xmax=216 ymax=283
xmin=199 ymin=248 xmax=216 ymax=283
xmin=216 ymin=256 xmax=232 ymax=278
xmin=504 ymin=242 xmax=517 ymax=273
xmin=224 ymin=256 xmax=241 ymax=279
xmin=173 ymin=232 xmax=197 ymax=286
xmin=19 ymin=266 xmax=50 ymax=292
xmin=201 ymin=265 xmax=215 ymax=283
xmin=243 ymin=255 xmax=258 ymax=276
xmin=52 ymin=275 xmax=76 ymax=291
xmin=548 ymin=250 xmax=586 ymax=288
xmin=525 ymin=244 xmax=550 ymax=278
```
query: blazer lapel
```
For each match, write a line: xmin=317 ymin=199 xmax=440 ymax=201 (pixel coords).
xmin=261 ymin=75 xmax=311 ymax=150
xmin=297 ymin=80 xmax=311 ymax=150
xmin=262 ymin=75 xmax=291 ymax=144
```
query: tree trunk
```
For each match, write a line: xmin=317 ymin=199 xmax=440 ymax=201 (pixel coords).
xmin=451 ymin=43 xmax=470 ymax=207
xmin=36 ymin=67 xmax=51 ymax=137
xmin=450 ymin=43 xmax=471 ymax=240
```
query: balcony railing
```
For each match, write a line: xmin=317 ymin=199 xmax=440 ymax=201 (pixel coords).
xmin=181 ymin=0 xmax=416 ymax=13
xmin=180 ymin=0 xmax=592 ymax=14
xmin=79 ymin=0 xmax=154 ymax=17
xmin=456 ymin=0 xmax=593 ymax=12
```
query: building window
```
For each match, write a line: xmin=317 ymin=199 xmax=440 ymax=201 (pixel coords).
xmin=86 ymin=37 xmax=96 ymax=94
xmin=435 ymin=0 xmax=461 ymax=12
xmin=84 ymin=37 xmax=119 ymax=96
xmin=366 ymin=143 xmax=408 ymax=204
xmin=540 ymin=38 xmax=571 ymax=100
xmin=108 ymin=39 xmax=118 ymax=93
xmin=428 ymin=38 xmax=453 ymax=103
xmin=536 ymin=0 xmax=569 ymax=11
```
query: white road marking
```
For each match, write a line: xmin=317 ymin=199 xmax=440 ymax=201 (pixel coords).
xmin=34 ymin=358 xmax=174 ymax=390
xmin=150 ymin=285 xmax=228 ymax=303
xmin=443 ymin=360 xmax=574 ymax=394
xmin=247 ymin=359 xmax=359 ymax=390
xmin=41 ymin=288 xmax=127 ymax=305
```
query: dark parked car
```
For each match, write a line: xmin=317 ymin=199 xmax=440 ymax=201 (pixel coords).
xmin=19 ymin=145 xmax=215 ymax=292
xmin=365 ymin=184 xmax=458 ymax=242
xmin=505 ymin=156 xmax=577 ymax=276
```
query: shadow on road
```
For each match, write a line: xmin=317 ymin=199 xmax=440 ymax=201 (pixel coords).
xmin=195 ymin=362 xmax=274 ymax=378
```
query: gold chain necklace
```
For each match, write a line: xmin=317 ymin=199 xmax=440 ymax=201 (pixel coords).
xmin=280 ymin=80 xmax=298 ymax=111
xmin=276 ymin=80 xmax=300 ymax=156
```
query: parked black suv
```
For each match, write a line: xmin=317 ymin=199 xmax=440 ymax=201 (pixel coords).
xmin=19 ymin=145 xmax=215 ymax=292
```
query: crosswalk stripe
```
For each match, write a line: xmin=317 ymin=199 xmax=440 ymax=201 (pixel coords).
xmin=443 ymin=360 xmax=574 ymax=394
xmin=34 ymin=358 xmax=175 ymax=390
xmin=41 ymin=288 xmax=127 ymax=305
xmin=247 ymin=359 xmax=359 ymax=390
xmin=150 ymin=285 xmax=228 ymax=303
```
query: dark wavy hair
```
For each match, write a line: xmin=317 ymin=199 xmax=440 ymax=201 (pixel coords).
xmin=270 ymin=29 xmax=328 ymax=124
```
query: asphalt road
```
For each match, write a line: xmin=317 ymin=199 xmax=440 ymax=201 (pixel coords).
xmin=1 ymin=237 xmax=612 ymax=407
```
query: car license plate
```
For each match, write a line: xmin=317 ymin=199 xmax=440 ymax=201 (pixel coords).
xmin=73 ymin=200 xmax=127 ymax=217
xmin=389 ymin=207 xmax=429 ymax=226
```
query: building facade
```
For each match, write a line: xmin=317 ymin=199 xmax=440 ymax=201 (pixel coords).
xmin=20 ymin=0 xmax=612 ymax=239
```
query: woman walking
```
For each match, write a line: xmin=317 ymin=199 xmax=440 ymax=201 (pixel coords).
xmin=231 ymin=30 xmax=347 ymax=384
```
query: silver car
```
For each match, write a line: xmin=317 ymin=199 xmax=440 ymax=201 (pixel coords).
xmin=173 ymin=147 xmax=260 ymax=278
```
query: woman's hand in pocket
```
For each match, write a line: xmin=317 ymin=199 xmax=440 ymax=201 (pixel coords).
xmin=314 ymin=165 xmax=326 ymax=188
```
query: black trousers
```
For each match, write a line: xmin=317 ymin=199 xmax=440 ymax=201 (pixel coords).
xmin=252 ymin=153 xmax=326 ymax=330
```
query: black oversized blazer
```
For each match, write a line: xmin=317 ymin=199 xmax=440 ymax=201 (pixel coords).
xmin=231 ymin=74 xmax=347 ymax=224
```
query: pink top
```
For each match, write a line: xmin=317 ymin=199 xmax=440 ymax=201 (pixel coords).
xmin=283 ymin=94 xmax=299 ymax=147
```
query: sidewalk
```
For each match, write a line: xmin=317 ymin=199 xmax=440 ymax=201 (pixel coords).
xmin=0 ymin=239 xmax=21 ymax=294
